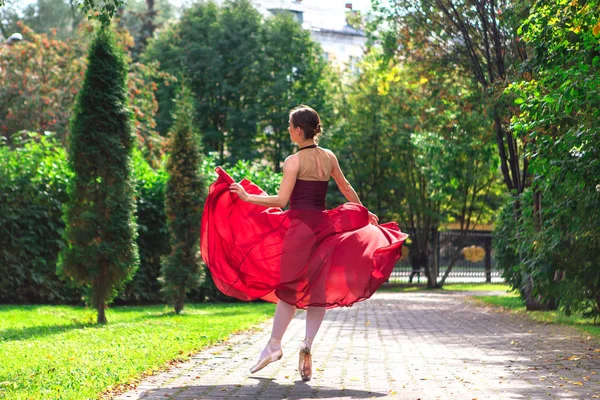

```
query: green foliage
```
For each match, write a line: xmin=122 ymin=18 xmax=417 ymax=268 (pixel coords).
xmin=160 ymin=85 xmax=205 ymax=313
xmin=0 ymin=302 xmax=275 ymax=399
xmin=80 ymin=0 xmax=124 ymax=27
xmin=0 ymin=130 xmax=282 ymax=305
xmin=257 ymin=13 xmax=334 ymax=172
xmin=20 ymin=0 xmax=84 ymax=39
xmin=116 ymin=149 xmax=170 ymax=304
xmin=504 ymin=0 xmax=600 ymax=318
xmin=493 ymin=198 xmax=522 ymax=291
xmin=118 ymin=0 xmax=175 ymax=59
xmin=0 ymin=24 xmax=87 ymax=144
xmin=143 ymin=0 xmax=336 ymax=165
xmin=144 ymin=0 xmax=263 ymax=163
xmin=0 ymin=21 xmax=171 ymax=164
xmin=0 ymin=133 xmax=81 ymax=304
xmin=326 ymin=51 xmax=503 ymax=287
xmin=59 ymin=27 xmax=139 ymax=323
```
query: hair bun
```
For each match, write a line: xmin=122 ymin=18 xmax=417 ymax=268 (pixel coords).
xmin=314 ymin=124 xmax=321 ymax=134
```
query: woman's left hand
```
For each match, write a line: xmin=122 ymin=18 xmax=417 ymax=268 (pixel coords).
xmin=368 ymin=211 xmax=379 ymax=226
xmin=229 ymin=182 xmax=250 ymax=201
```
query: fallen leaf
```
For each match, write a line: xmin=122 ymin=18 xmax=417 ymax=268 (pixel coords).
xmin=593 ymin=20 xmax=600 ymax=36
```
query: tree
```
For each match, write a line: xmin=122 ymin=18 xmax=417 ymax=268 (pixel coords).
xmin=58 ymin=26 xmax=139 ymax=324
xmin=0 ymin=23 xmax=87 ymax=144
xmin=19 ymin=0 xmax=84 ymax=39
xmin=371 ymin=0 xmax=563 ymax=302
xmin=503 ymin=0 xmax=600 ymax=316
xmin=144 ymin=1 xmax=337 ymax=165
xmin=160 ymin=84 xmax=205 ymax=314
xmin=118 ymin=0 xmax=174 ymax=60
xmin=79 ymin=0 xmax=125 ymax=26
xmin=0 ymin=21 xmax=171 ymax=165
xmin=1 ymin=0 xmax=122 ymax=33
xmin=327 ymin=52 xmax=502 ymax=288
xmin=143 ymin=0 xmax=270 ymax=164
xmin=258 ymin=13 xmax=334 ymax=172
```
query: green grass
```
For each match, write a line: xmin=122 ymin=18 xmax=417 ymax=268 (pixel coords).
xmin=473 ymin=295 xmax=600 ymax=340
xmin=0 ymin=302 xmax=275 ymax=400
xmin=380 ymin=282 xmax=513 ymax=293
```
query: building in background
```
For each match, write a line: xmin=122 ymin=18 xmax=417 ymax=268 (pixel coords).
xmin=250 ymin=0 xmax=367 ymax=71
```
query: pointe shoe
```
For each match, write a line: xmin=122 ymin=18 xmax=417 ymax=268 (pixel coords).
xmin=298 ymin=341 xmax=312 ymax=381
xmin=249 ymin=344 xmax=283 ymax=374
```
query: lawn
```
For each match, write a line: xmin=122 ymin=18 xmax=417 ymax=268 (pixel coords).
xmin=0 ymin=302 xmax=275 ymax=399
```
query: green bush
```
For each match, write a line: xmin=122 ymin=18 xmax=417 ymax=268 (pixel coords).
xmin=0 ymin=135 xmax=169 ymax=305
xmin=0 ymin=134 xmax=283 ymax=305
xmin=0 ymin=133 xmax=81 ymax=304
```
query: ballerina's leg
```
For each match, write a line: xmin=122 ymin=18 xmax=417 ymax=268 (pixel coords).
xmin=259 ymin=300 xmax=296 ymax=359
xmin=304 ymin=306 xmax=326 ymax=349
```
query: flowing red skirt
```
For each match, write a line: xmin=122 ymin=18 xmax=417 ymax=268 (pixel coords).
xmin=200 ymin=167 xmax=408 ymax=309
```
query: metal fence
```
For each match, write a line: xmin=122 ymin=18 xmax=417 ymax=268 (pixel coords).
xmin=389 ymin=229 xmax=504 ymax=283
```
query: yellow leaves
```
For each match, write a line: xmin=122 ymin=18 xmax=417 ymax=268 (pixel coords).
xmin=377 ymin=81 xmax=389 ymax=96
xmin=567 ymin=355 xmax=581 ymax=361
xmin=419 ymin=76 xmax=429 ymax=84
xmin=593 ymin=20 xmax=600 ymax=36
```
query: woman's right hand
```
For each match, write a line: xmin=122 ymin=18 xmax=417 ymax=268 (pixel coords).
xmin=368 ymin=211 xmax=379 ymax=226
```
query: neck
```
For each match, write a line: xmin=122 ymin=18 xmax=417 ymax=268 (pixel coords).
xmin=298 ymin=139 xmax=315 ymax=148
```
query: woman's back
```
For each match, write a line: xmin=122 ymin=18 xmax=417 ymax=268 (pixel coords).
xmin=296 ymin=146 xmax=333 ymax=182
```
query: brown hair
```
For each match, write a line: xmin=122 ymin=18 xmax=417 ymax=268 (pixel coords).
xmin=289 ymin=105 xmax=322 ymax=140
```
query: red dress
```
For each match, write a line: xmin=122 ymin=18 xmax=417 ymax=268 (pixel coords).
xmin=200 ymin=165 xmax=408 ymax=309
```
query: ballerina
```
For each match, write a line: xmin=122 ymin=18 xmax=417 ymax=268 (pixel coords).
xmin=201 ymin=105 xmax=407 ymax=381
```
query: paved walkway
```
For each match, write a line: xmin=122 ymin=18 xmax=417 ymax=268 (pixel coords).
xmin=115 ymin=292 xmax=600 ymax=400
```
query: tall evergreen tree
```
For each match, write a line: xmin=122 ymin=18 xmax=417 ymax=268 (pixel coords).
xmin=160 ymin=84 xmax=205 ymax=314
xmin=58 ymin=27 xmax=139 ymax=324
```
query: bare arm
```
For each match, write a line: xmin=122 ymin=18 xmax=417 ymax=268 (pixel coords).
xmin=328 ymin=150 xmax=379 ymax=225
xmin=229 ymin=155 xmax=299 ymax=208
xmin=328 ymin=150 xmax=361 ymax=204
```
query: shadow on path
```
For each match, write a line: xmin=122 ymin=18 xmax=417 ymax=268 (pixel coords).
xmin=136 ymin=377 xmax=388 ymax=399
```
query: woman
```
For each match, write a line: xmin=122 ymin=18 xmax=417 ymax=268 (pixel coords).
xmin=201 ymin=105 xmax=407 ymax=381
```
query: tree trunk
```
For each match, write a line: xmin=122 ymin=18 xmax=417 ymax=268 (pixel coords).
xmin=97 ymin=300 xmax=107 ymax=324
xmin=174 ymin=286 xmax=186 ymax=314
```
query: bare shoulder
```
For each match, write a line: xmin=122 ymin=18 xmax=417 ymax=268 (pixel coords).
xmin=283 ymin=154 xmax=300 ymax=170
xmin=320 ymin=147 xmax=339 ymax=163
